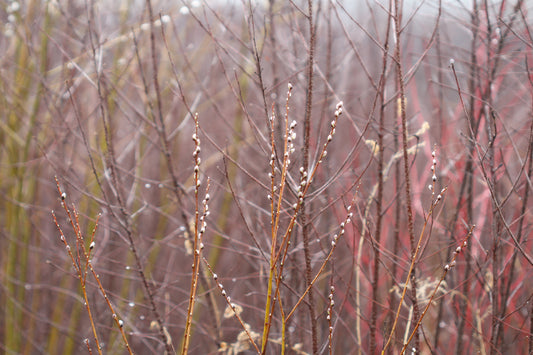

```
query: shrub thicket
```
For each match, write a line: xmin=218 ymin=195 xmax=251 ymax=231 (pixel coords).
xmin=1 ymin=1 xmax=532 ymax=354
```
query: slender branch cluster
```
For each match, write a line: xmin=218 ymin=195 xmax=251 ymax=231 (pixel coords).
xmin=399 ymin=226 xmax=475 ymax=355
xmin=262 ymin=88 xmax=346 ymax=352
xmin=52 ymin=177 xmax=132 ymax=355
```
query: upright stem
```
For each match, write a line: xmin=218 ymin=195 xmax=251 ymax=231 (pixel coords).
xmin=393 ymin=0 xmax=420 ymax=350
xmin=301 ymin=0 xmax=318 ymax=353
xmin=454 ymin=2 xmax=480 ymax=352
xmin=182 ymin=115 xmax=202 ymax=354
xmin=370 ymin=0 xmax=392 ymax=351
